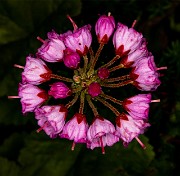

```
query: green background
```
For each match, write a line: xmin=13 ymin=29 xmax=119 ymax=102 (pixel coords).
xmin=0 ymin=0 xmax=180 ymax=175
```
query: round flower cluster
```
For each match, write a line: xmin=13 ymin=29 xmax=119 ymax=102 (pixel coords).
xmin=9 ymin=13 xmax=166 ymax=154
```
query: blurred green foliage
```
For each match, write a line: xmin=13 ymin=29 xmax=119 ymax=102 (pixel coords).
xmin=0 ymin=0 xmax=179 ymax=175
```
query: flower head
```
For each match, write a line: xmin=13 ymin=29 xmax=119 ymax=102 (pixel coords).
xmin=10 ymin=13 xmax=166 ymax=154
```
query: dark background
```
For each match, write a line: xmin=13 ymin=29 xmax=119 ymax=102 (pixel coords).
xmin=0 ymin=0 xmax=180 ymax=175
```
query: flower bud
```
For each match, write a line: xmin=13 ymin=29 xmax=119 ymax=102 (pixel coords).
xmin=48 ymin=82 xmax=72 ymax=99
xmin=88 ymin=82 xmax=102 ymax=98
xmin=95 ymin=14 xmax=115 ymax=44
xmin=63 ymin=48 xmax=80 ymax=69
xmin=97 ymin=67 xmax=110 ymax=80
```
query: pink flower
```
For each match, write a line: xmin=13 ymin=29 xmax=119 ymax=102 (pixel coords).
xmin=88 ymin=82 xmax=102 ymax=98
xmin=87 ymin=116 xmax=119 ymax=153
xmin=60 ymin=113 xmax=88 ymax=144
xmin=123 ymin=94 xmax=152 ymax=120
xmin=97 ymin=67 xmax=110 ymax=80
xmin=48 ymin=82 xmax=72 ymax=99
xmin=22 ymin=56 xmax=52 ymax=85
xmin=120 ymin=40 xmax=148 ymax=67
xmin=63 ymin=48 xmax=80 ymax=69
xmin=130 ymin=55 xmax=161 ymax=91
xmin=115 ymin=113 xmax=150 ymax=146
xmin=35 ymin=105 xmax=67 ymax=138
xmin=113 ymin=23 xmax=144 ymax=56
xmin=64 ymin=25 xmax=92 ymax=55
xmin=95 ymin=14 xmax=115 ymax=44
xmin=18 ymin=84 xmax=48 ymax=114
xmin=37 ymin=30 xmax=66 ymax=62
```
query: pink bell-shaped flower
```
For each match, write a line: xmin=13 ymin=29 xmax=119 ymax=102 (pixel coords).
xmin=113 ymin=22 xmax=144 ymax=56
xmin=88 ymin=82 xmax=102 ymax=98
xmin=35 ymin=105 xmax=67 ymax=138
xmin=63 ymin=48 xmax=80 ymax=69
xmin=95 ymin=14 xmax=115 ymax=44
xmin=48 ymin=82 xmax=72 ymax=99
xmin=22 ymin=56 xmax=52 ymax=85
xmin=64 ymin=25 xmax=92 ymax=56
xmin=37 ymin=30 xmax=66 ymax=62
xmin=115 ymin=113 xmax=150 ymax=146
xmin=87 ymin=116 xmax=119 ymax=154
xmin=18 ymin=83 xmax=48 ymax=114
xmin=130 ymin=55 xmax=161 ymax=91
xmin=60 ymin=113 xmax=88 ymax=149
xmin=122 ymin=94 xmax=152 ymax=120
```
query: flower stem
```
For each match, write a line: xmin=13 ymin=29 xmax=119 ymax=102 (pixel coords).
xmin=86 ymin=95 xmax=99 ymax=116
xmin=100 ymin=55 xmax=120 ymax=68
xmin=95 ymin=96 xmax=120 ymax=116
xmin=65 ymin=93 xmax=79 ymax=109
xmin=83 ymin=55 xmax=89 ymax=73
xmin=109 ymin=64 xmax=124 ymax=72
xmin=88 ymin=43 xmax=104 ymax=74
xmin=79 ymin=91 xmax=85 ymax=114
xmin=102 ymin=80 xmax=133 ymax=88
xmin=100 ymin=94 xmax=122 ymax=105
xmin=103 ymin=74 xmax=130 ymax=83
xmin=50 ymin=74 xmax=73 ymax=82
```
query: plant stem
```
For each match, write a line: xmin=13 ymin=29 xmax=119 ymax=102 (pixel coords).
xmin=109 ymin=64 xmax=124 ymax=72
xmin=95 ymin=96 xmax=120 ymax=116
xmin=102 ymin=80 xmax=133 ymax=88
xmin=65 ymin=93 xmax=79 ymax=109
xmin=103 ymin=75 xmax=130 ymax=83
xmin=100 ymin=94 xmax=122 ymax=105
xmin=50 ymin=74 xmax=73 ymax=82
xmin=86 ymin=95 xmax=99 ymax=116
xmin=100 ymin=55 xmax=120 ymax=68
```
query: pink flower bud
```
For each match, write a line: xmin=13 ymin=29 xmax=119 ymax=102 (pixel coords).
xmin=63 ymin=48 xmax=80 ymax=69
xmin=48 ymin=82 xmax=72 ymax=99
xmin=88 ymin=82 xmax=102 ymax=98
xmin=64 ymin=25 xmax=92 ymax=56
xmin=18 ymin=84 xmax=48 ymax=114
xmin=113 ymin=23 xmax=144 ymax=56
xmin=37 ymin=31 xmax=66 ymax=62
xmin=60 ymin=113 xmax=88 ymax=143
xmin=97 ymin=67 xmax=110 ymax=80
xmin=22 ymin=56 xmax=52 ymax=85
xmin=35 ymin=105 xmax=67 ymax=138
xmin=95 ymin=14 xmax=115 ymax=44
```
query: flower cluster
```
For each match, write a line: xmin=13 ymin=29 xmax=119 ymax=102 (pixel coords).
xmin=9 ymin=13 xmax=166 ymax=154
